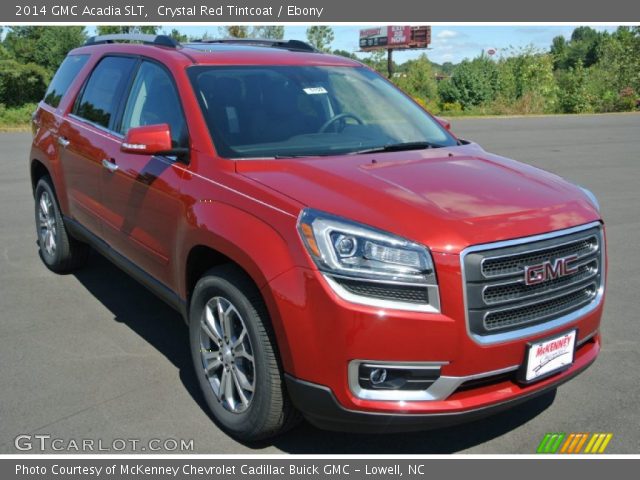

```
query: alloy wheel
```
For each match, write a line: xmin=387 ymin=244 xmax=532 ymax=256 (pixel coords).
xmin=199 ymin=296 xmax=256 ymax=413
xmin=38 ymin=190 xmax=57 ymax=256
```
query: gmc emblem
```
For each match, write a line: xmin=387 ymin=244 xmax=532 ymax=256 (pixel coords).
xmin=524 ymin=254 xmax=579 ymax=285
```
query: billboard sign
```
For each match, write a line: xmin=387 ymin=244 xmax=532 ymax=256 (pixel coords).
xmin=359 ymin=26 xmax=431 ymax=50
xmin=359 ymin=27 xmax=388 ymax=48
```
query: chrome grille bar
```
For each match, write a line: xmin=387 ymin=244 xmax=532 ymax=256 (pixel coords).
xmin=461 ymin=222 xmax=605 ymax=344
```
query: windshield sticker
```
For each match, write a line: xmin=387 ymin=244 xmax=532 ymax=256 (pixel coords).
xmin=303 ymin=87 xmax=328 ymax=95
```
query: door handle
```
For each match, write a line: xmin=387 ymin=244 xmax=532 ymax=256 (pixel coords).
xmin=101 ymin=158 xmax=119 ymax=173
xmin=57 ymin=137 xmax=70 ymax=148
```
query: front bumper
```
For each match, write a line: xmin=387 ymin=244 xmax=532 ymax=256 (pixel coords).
xmin=263 ymin=254 xmax=603 ymax=426
xmin=284 ymin=338 xmax=597 ymax=432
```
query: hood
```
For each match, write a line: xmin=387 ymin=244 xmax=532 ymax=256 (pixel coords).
xmin=237 ymin=143 xmax=600 ymax=253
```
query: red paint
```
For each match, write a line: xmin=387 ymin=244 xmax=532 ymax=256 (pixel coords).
xmin=30 ymin=41 xmax=606 ymax=426
xmin=121 ymin=124 xmax=172 ymax=155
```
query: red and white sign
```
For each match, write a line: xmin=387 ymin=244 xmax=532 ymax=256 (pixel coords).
xmin=359 ymin=26 xmax=431 ymax=50
xmin=524 ymin=330 xmax=576 ymax=382
xmin=388 ymin=26 xmax=411 ymax=45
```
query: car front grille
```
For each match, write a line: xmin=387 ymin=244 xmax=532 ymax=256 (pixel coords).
xmin=463 ymin=223 xmax=604 ymax=339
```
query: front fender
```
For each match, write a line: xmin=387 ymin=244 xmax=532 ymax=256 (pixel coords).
xmin=177 ymin=201 xmax=307 ymax=371
xmin=178 ymin=200 xmax=305 ymax=296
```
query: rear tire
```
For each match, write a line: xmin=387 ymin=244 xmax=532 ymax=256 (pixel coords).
xmin=35 ymin=176 xmax=89 ymax=273
xmin=189 ymin=264 xmax=300 ymax=441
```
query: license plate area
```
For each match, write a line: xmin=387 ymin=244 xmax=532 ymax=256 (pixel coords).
xmin=518 ymin=329 xmax=577 ymax=384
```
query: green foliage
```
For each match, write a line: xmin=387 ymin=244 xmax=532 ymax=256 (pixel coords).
xmin=3 ymin=27 xmax=86 ymax=72
xmin=95 ymin=26 xmax=158 ymax=35
xmin=0 ymin=25 xmax=638 ymax=127
xmin=166 ymin=29 xmax=188 ymax=43
xmin=393 ymin=54 xmax=438 ymax=102
xmin=558 ymin=61 xmax=591 ymax=113
xmin=438 ymin=55 xmax=499 ymax=109
xmin=332 ymin=49 xmax=358 ymax=60
xmin=496 ymin=47 xmax=557 ymax=113
xmin=220 ymin=26 xmax=249 ymax=38
xmin=251 ymin=26 xmax=285 ymax=40
xmin=441 ymin=102 xmax=463 ymax=114
xmin=218 ymin=26 xmax=285 ymax=40
xmin=361 ymin=50 xmax=388 ymax=74
xmin=0 ymin=102 xmax=38 ymax=128
xmin=306 ymin=26 xmax=334 ymax=52
xmin=0 ymin=59 xmax=50 ymax=107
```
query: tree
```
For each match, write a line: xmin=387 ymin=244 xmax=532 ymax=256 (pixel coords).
xmin=306 ymin=26 xmax=334 ymax=52
xmin=394 ymin=54 xmax=438 ymax=101
xmin=0 ymin=59 xmax=50 ymax=106
xmin=165 ymin=29 xmax=188 ymax=43
xmin=3 ymin=27 xmax=86 ymax=72
xmin=220 ymin=26 xmax=249 ymax=38
xmin=361 ymin=49 xmax=387 ymax=74
xmin=251 ymin=26 xmax=285 ymax=40
xmin=438 ymin=55 xmax=499 ymax=109
xmin=558 ymin=61 xmax=591 ymax=113
xmin=95 ymin=26 xmax=158 ymax=35
xmin=550 ymin=35 xmax=568 ymax=70
xmin=440 ymin=62 xmax=455 ymax=75
xmin=332 ymin=49 xmax=358 ymax=60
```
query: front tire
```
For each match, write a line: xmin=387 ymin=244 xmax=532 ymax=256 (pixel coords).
xmin=34 ymin=177 xmax=89 ymax=273
xmin=189 ymin=265 xmax=300 ymax=441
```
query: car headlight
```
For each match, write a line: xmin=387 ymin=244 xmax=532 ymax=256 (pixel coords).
xmin=298 ymin=209 xmax=440 ymax=312
xmin=579 ymin=186 xmax=600 ymax=212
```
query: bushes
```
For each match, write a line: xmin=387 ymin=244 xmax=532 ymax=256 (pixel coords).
xmin=0 ymin=102 xmax=37 ymax=128
xmin=0 ymin=59 xmax=50 ymax=107
xmin=438 ymin=56 xmax=499 ymax=109
xmin=394 ymin=54 xmax=438 ymax=103
xmin=393 ymin=27 xmax=639 ymax=116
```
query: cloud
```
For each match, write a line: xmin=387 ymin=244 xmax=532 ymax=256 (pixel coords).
xmin=437 ymin=29 xmax=460 ymax=39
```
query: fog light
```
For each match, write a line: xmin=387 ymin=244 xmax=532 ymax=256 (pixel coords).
xmin=358 ymin=363 xmax=442 ymax=391
xmin=369 ymin=368 xmax=387 ymax=385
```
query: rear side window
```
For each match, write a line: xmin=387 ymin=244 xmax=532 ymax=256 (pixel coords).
xmin=43 ymin=54 xmax=89 ymax=108
xmin=73 ymin=56 xmax=137 ymax=130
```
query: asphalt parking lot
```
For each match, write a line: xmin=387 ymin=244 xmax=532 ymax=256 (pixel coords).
xmin=1 ymin=113 xmax=639 ymax=454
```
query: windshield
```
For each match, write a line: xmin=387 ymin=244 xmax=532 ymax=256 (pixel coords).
xmin=188 ymin=65 xmax=458 ymax=159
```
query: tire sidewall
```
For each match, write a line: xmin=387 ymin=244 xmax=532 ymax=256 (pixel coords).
xmin=189 ymin=274 xmax=274 ymax=437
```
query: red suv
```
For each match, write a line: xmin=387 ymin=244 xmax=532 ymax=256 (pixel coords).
xmin=30 ymin=34 xmax=606 ymax=441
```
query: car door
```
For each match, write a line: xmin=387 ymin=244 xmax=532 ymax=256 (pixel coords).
xmin=100 ymin=60 xmax=189 ymax=287
xmin=58 ymin=56 xmax=138 ymax=237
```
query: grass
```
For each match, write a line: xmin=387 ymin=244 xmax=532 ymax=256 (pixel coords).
xmin=0 ymin=103 xmax=37 ymax=131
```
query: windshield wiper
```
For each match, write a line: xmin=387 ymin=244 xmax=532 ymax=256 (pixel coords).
xmin=350 ymin=141 xmax=445 ymax=155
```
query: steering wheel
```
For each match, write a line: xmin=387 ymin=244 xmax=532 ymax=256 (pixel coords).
xmin=318 ymin=113 xmax=364 ymax=133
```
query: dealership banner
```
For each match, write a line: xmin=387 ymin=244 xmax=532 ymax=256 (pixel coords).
xmin=2 ymin=0 xmax=640 ymax=22
xmin=4 ymin=458 xmax=639 ymax=479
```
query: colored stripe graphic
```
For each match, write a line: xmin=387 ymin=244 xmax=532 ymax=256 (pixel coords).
xmin=540 ymin=433 xmax=613 ymax=454
xmin=585 ymin=433 xmax=613 ymax=453
xmin=537 ymin=433 xmax=565 ymax=453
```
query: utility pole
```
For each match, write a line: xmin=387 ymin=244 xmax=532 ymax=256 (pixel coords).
xmin=387 ymin=48 xmax=394 ymax=78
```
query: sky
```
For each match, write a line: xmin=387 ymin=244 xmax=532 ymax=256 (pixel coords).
xmin=157 ymin=25 xmax=619 ymax=64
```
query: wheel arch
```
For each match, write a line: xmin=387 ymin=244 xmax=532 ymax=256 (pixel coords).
xmin=30 ymin=158 xmax=51 ymax=195
xmin=179 ymin=202 xmax=303 ymax=373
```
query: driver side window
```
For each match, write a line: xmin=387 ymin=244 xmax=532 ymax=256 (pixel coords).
xmin=120 ymin=61 xmax=188 ymax=148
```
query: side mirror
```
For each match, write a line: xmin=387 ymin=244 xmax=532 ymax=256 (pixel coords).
xmin=121 ymin=124 xmax=187 ymax=157
xmin=435 ymin=116 xmax=451 ymax=131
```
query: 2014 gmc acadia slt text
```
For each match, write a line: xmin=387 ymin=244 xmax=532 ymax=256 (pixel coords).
xmin=29 ymin=34 xmax=606 ymax=441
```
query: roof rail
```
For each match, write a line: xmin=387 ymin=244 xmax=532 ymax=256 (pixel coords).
xmin=189 ymin=38 xmax=317 ymax=53
xmin=85 ymin=34 xmax=179 ymax=48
